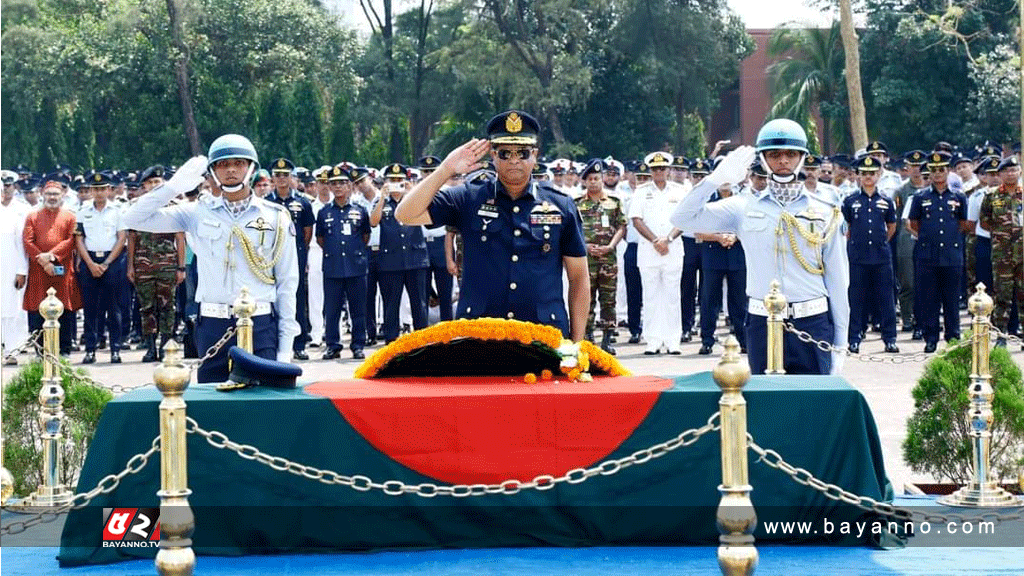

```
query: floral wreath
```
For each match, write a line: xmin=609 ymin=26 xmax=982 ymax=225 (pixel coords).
xmin=354 ymin=318 xmax=631 ymax=382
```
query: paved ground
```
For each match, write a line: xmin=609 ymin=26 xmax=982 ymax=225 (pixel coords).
xmin=3 ymin=314 xmax=1019 ymax=495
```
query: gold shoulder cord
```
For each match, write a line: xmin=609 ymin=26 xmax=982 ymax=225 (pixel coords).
xmin=229 ymin=210 xmax=288 ymax=284
xmin=775 ymin=206 xmax=841 ymax=276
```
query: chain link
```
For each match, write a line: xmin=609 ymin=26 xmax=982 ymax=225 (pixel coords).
xmin=187 ymin=412 xmax=720 ymax=497
xmin=988 ymin=325 xmax=1024 ymax=349
xmin=39 ymin=349 xmax=150 ymax=395
xmin=0 ymin=436 xmax=160 ymax=535
xmin=1 ymin=329 xmax=43 ymax=364
xmin=782 ymin=321 xmax=974 ymax=363
xmin=189 ymin=325 xmax=237 ymax=370
xmin=748 ymin=436 xmax=1024 ymax=526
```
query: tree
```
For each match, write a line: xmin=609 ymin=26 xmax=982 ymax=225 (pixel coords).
xmin=166 ymin=0 xmax=202 ymax=155
xmin=767 ymin=23 xmax=849 ymax=154
xmin=838 ymin=0 xmax=867 ymax=150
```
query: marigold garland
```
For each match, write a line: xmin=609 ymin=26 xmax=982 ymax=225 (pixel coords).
xmin=354 ymin=318 xmax=631 ymax=380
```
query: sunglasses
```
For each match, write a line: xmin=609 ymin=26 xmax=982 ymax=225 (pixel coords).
xmin=494 ymin=148 xmax=533 ymax=161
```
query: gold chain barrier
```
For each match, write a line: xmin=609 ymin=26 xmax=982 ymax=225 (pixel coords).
xmin=713 ymin=336 xmax=757 ymax=576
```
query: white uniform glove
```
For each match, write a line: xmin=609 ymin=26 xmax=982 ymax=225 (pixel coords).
xmin=166 ymin=155 xmax=208 ymax=195
xmin=705 ymin=145 xmax=757 ymax=187
xmin=830 ymin=350 xmax=846 ymax=375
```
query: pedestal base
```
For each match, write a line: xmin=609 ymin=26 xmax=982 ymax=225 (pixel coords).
xmin=936 ymin=483 xmax=1024 ymax=508
xmin=6 ymin=486 xmax=74 ymax=512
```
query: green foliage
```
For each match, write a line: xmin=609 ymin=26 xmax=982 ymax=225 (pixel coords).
xmin=2 ymin=361 xmax=113 ymax=497
xmin=903 ymin=340 xmax=1024 ymax=484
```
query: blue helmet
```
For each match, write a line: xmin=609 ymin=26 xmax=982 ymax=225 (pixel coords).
xmin=207 ymin=134 xmax=259 ymax=194
xmin=207 ymin=134 xmax=260 ymax=172
xmin=755 ymin=119 xmax=808 ymax=154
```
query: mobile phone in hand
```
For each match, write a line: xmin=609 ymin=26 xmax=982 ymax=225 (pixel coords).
xmin=52 ymin=265 xmax=65 ymax=276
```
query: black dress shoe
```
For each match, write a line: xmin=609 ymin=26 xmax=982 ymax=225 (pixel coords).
xmin=110 ymin=351 xmax=122 ymax=363
xmin=366 ymin=338 xmax=378 ymax=347
xmin=628 ymin=335 xmax=641 ymax=344
xmin=848 ymin=342 xmax=860 ymax=354
xmin=293 ymin=350 xmax=309 ymax=361
xmin=884 ymin=342 xmax=899 ymax=353
xmin=924 ymin=342 xmax=937 ymax=353
xmin=643 ymin=349 xmax=660 ymax=355
xmin=98 ymin=338 xmax=107 ymax=350
xmin=911 ymin=329 xmax=923 ymax=341
xmin=82 ymin=351 xmax=96 ymax=364
xmin=902 ymin=325 xmax=914 ymax=333
xmin=322 ymin=349 xmax=341 ymax=360
xmin=680 ymin=333 xmax=692 ymax=343
xmin=352 ymin=349 xmax=365 ymax=359
xmin=698 ymin=344 xmax=713 ymax=355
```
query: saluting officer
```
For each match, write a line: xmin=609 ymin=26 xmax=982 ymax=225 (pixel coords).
xmin=908 ymin=151 xmax=969 ymax=353
xmin=419 ymin=155 xmax=454 ymax=322
xmin=266 ymin=158 xmax=316 ymax=360
xmin=122 ymin=134 xmax=300 ymax=383
xmin=842 ymin=156 xmax=899 ymax=354
xmin=317 ymin=166 xmax=370 ymax=359
xmin=575 ymin=158 xmax=626 ymax=354
xmin=672 ymin=119 xmax=850 ymax=375
xmin=394 ymin=110 xmax=589 ymax=340
xmin=372 ymin=163 xmax=429 ymax=343
xmin=74 ymin=170 xmax=127 ymax=364
xmin=978 ymin=156 xmax=1023 ymax=345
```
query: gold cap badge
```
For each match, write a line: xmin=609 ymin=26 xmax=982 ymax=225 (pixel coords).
xmin=506 ymin=112 xmax=522 ymax=134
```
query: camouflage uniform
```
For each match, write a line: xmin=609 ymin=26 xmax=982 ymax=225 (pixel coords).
xmin=979 ymin=183 xmax=1023 ymax=331
xmin=575 ymin=193 xmax=626 ymax=333
xmin=132 ymin=231 xmax=178 ymax=336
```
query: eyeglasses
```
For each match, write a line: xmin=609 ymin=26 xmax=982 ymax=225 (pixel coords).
xmin=494 ymin=148 xmax=533 ymax=161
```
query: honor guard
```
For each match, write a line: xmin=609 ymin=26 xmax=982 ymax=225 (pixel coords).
xmin=575 ymin=159 xmax=626 ymax=354
xmin=907 ymin=151 xmax=969 ymax=352
xmin=842 ymin=156 xmax=899 ymax=354
xmin=419 ymin=155 xmax=455 ymax=322
xmin=393 ymin=110 xmax=590 ymax=340
xmin=316 ymin=166 xmax=371 ymax=359
xmin=74 ymin=170 xmax=128 ymax=364
xmin=122 ymin=134 xmax=300 ymax=383
xmin=266 ymin=158 xmax=315 ymax=360
xmin=978 ymin=156 xmax=1023 ymax=345
xmin=371 ymin=163 xmax=429 ymax=343
xmin=672 ymin=119 xmax=850 ymax=375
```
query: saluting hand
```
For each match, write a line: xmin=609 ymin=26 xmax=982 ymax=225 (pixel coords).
xmin=441 ymin=138 xmax=490 ymax=175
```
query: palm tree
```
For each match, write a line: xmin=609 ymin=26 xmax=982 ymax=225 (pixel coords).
xmin=766 ymin=23 xmax=850 ymax=155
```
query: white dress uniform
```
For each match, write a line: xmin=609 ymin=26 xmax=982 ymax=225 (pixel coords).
xmin=629 ymin=180 xmax=687 ymax=353
xmin=0 ymin=202 xmax=30 ymax=354
xmin=307 ymin=198 xmax=327 ymax=345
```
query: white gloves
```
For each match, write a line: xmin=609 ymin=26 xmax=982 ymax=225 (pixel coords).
xmin=705 ymin=145 xmax=756 ymax=187
xmin=166 ymin=155 xmax=208 ymax=195
xmin=830 ymin=350 xmax=846 ymax=375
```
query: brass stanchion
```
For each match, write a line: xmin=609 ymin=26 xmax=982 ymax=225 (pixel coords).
xmin=937 ymin=284 xmax=1023 ymax=507
xmin=763 ymin=280 xmax=786 ymax=375
xmin=1 ymin=356 xmax=12 ymax=504
xmin=16 ymin=288 xmax=73 ymax=507
xmin=154 ymin=340 xmax=196 ymax=576
xmin=232 ymin=287 xmax=256 ymax=354
xmin=714 ymin=336 xmax=757 ymax=576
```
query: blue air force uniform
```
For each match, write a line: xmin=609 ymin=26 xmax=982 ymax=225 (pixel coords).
xmin=316 ymin=199 xmax=370 ymax=354
xmin=266 ymin=186 xmax=315 ymax=354
xmin=842 ymin=187 xmax=898 ymax=347
xmin=699 ymin=191 xmax=747 ymax=350
xmin=426 ymin=178 xmax=587 ymax=337
xmin=378 ymin=194 xmax=429 ymax=342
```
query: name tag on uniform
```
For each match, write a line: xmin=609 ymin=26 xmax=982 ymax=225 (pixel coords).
xmin=477 ymin=204 xmax=499 ymax=218
xmin=921 ymin=200 xmax=932 ymax=207
xmin=747 ymin=211 xmax=766 ymax=219
xmin=600 ymin=213 xmax=610 ymax=227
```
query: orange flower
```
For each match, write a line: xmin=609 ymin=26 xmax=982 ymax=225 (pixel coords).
xmin=541 ymin=369 xmax=553 ymax=380
xmin=524 ymin=373 xmax=537 ymax=384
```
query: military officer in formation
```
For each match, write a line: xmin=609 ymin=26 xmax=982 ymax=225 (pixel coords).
xmin=316 ymin=166 xmax=370 ymax=359
xmin=841 ymin=156 xmax=899 ymax=354
xmin=907 ymin=151 xmax=969 ymax=353
xmin=574 ymin=158 xmax=626 ymax=354
xmin=419 ymin=155 xmax=455 ymax=322
xmin=123 ymin=134 xmax=300 ymax=383
xmin=266 ymin=157 xmax=315 ymax=360
xmin=892 ymin=150 xmax=928 ymax=339
xmin=395 ymin=110 xmax=590 ymax=340
xmin=979 ymin=156 xmax=1023 ymax=346
xmin=74 ymin=170 xmax=127 ymax=363
xmin=695 ymin=177 xmax=746 ymax=355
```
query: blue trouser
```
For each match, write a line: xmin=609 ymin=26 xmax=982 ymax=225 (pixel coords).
xmin=325 ymin=275 xmax=367 ymax=352
xmin=366 ymin=249 xmax=381 ymax=341
xmin=916 ymin=261 xmax=962 ymax=344
xmin=293 ymin=253 xmax=311 ymax=352
xmin=426 ymin=239 xmax=453 ymax=322
xmin=380 ymin=268 xmax=427 ymax=342
xmin=680 ymin=237 xmax=701 ymax=333
xmin=848 ymin=261 xmax=897 ymax=345
xmin=700 ymin=267 xmax=746 ymax=347
xmin=625 ymin=242 xmax=642 ymax=337
xmin=746 ymin=309 xmax=833 ymax=375
xmin=194 ymin=312 xmax=278 ymax=384
xmin=77 ymin=253 xmax=125 ymax=353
